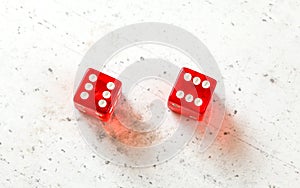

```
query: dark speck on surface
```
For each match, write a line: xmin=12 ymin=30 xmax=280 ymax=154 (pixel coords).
xmin=238 ymin=88 xmax=241 ymax=91
xmin=262 ymin=19 xmax=267 ymax=22
xmin=66 ymin=117 xmax=71 ymax=121
xmin=140 ymin=57 xmax=144 ymax=61
xmin=105 ymin=161 xmax=110 ymax=164
xmin=48 ymin=68 xmax=53 ymax=73
xmin=234 ymin=110 xmax=237 ymax=115
xmin=270 ymin=78 xmax=275 ymax=83
xmin=20 ymin=90 xmax=25 ymax=95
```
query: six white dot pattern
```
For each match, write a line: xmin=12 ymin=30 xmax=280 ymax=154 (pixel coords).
xmin=79 ymin=74 xmax=116 ymax=108
xmin=177 ymin=72 xmax=211 ymax=106
xmin=82 ymin=72 xmax=207 ymax=107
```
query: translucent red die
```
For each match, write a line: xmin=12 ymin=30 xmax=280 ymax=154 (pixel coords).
xmin=73 ymin=68 xmax=122 ymax=121
xmin=168 ymin=67 xmax=217 ymax=120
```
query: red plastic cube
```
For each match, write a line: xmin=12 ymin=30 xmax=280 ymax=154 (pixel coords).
xmin=73 ymin=68 xmax=122 ymax=121
xmin=168 ymin=67 xmax=217 ymax=120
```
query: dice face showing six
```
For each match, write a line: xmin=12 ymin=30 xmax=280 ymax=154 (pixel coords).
xmin=74 ymin=67 xmax=216 ymax=122
xmin=73 ymin=68 xmax=122 ymax=122
xmin=167 ymin=67 xmax=217 ymax=120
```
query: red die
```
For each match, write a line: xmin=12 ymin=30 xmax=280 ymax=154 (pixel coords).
xmin=168 ymin=67 xmax=217 ymax=120
xmin=73 ymin=68 xmax=122 ymax=122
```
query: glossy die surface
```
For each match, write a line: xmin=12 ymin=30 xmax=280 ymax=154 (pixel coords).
xmin=73 ymin=68 xmax=122 ymax=121
xmin=168 ymin=67 xmax=217 ymax=120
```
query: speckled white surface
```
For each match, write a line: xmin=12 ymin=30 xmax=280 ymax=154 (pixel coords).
xmin=0 ymin=0 xmax=300 ymax=187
